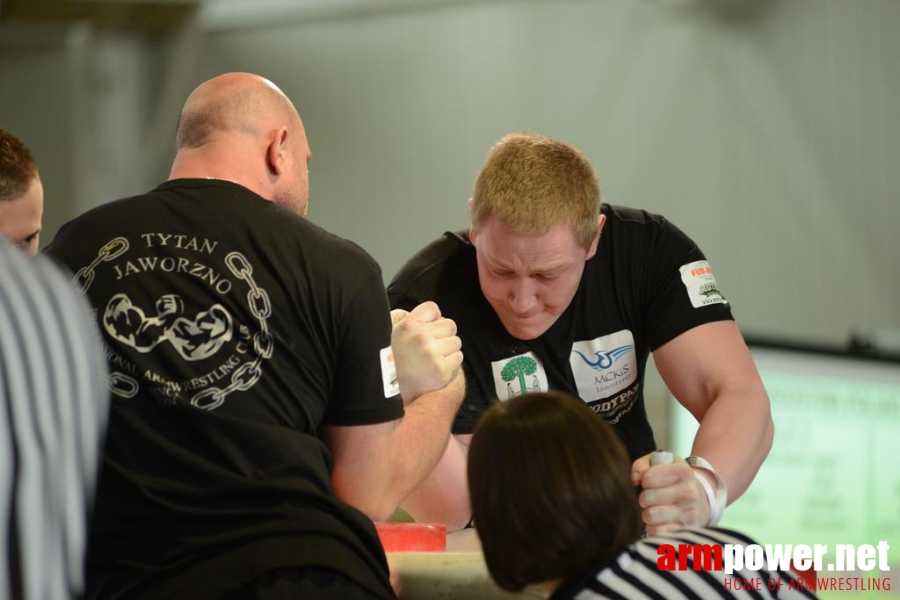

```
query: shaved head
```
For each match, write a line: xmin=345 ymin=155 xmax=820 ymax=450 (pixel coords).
xmin=176 ymin=73 xmax=298 ymax=149
xmin=171 ymin=73 xmax=312 ymax=215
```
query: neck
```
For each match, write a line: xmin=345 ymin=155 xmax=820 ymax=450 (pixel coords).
xmin=169 ymin=144 xmax=274 ymax=201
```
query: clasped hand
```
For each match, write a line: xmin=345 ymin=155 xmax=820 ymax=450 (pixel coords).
xmin=390 ymin=301 xmax=464 ymax=403
xmin=632 ymin=454 xmax=712 ymax=535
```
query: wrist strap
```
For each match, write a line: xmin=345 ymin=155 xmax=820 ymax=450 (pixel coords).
xmin=686 ymin=455 xmax=727 ymax=526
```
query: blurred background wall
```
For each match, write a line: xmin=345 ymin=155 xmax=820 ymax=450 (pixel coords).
xmin=2 ymin=0 xmax=898 ymax=437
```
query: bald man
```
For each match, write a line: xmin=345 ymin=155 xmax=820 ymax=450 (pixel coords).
xmin=0 ymin=129 xmax=43 ymax=255
xmin=46 ymin=73 xmax=464 ymax=600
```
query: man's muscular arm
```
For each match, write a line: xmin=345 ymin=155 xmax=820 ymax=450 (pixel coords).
xmin=322 ymin=302 xmax=466 ymax=521
xmin=633 ymin=321 xmax=773 ymax=534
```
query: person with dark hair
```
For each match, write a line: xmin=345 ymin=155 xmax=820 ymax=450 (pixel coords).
xmin=389 ymin=132 xmax=774 ymax=533
xmin=45 ymin=72 xmax=464 ymax=599
xmin=0 ymin=238 xmax=110 ymax=599
xmin=0 ymin=129 xmax=43 ymax=255
xmin=468 ymin=391 xmax=814 ymax=599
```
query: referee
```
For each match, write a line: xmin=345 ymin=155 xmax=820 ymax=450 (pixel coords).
xmin=0 ymin=239 xmax=109 ymax=600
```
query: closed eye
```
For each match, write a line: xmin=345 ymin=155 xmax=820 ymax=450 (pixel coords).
xmin=19 ymin=232 xmax=39 ymax=247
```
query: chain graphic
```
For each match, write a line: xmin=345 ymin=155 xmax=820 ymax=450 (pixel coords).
xmin=69 ymin=237 xmax=138 ymax=397
xmin=72 ymin=237 xmax=129 ymax=295
xmin=70 ymin=238 xmax=274 ymax=408
xmin=109 ymin=371 xmax=139 ymax=399
xmin=190 ymin=251 xmax=273 ymax=411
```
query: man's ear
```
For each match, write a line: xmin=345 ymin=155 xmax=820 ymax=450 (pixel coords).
xmin=266 ymin=127 xmax=290 ymax=175
xmin=586 ymin=214 xmax=605 ymax=260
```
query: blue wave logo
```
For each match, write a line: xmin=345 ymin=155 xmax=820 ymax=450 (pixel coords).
xmin=572 ymin=345 xmax=633 ymax=370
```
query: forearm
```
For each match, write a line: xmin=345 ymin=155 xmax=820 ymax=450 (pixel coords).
xmin=385 ymin=377 xmax=466 ymax=514
xmin=690 ymin=386 xmax=773 ymax=503
xmin=654 ymin=321 xmax=775 ymax=506
xmin=400 ymin=434 xmax=472 ymax=531
xmin=328 ymin=375 xmax=465 ymax=521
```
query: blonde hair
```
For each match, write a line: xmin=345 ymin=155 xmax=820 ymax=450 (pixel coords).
xmin=470 ymin=133 xmax=601 ymax=249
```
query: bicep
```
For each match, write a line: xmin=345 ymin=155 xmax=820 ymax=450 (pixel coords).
xmin=653 ymin=320 xmax=762 ymax=422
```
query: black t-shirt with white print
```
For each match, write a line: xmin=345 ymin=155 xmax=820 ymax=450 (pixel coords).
xmin=388 ymin=204 xmax=734 ymax=461
xmin=46 ymin=179 xmax=402 ymax=600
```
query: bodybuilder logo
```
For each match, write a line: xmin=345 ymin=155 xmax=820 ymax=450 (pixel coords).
xmin=104 ymin=293 xmax=233 ymax=361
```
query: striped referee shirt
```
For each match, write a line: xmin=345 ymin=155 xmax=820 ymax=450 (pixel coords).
xmin=0 ymin=241 xmax=109 ymax=600
xmin=550 ymin=527 xmax=818 ymax=600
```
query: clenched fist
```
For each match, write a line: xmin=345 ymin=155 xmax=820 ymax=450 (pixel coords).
xmin=632 ymin=453 xmax=711 ymax=535
xmin=390 ymin=301 xmax=463 ymax=403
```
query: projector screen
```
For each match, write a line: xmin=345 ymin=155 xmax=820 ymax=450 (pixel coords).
xmin=668 ymin=341 xmax=900 ymax=598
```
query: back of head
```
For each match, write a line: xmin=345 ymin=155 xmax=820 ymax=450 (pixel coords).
xmin=0 ymin=129 xmax=38 ymax=202
xmin=171 ymin=72 xmax=310 ymax=215
xmin=468 ymin=391 xmax=642 ymax=593
xmin=470 ymin=133 xmax=601 ymax=249
xmin=175 ymin=72 xmax=297 ymax=151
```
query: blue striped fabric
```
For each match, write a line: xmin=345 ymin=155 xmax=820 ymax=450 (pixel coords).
xmin=0 ymin=241 xmax=109 ymax=600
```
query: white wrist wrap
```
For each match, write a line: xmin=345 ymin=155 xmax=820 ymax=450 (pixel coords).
xmin=686 ymin=455 xmax=727 ymax=526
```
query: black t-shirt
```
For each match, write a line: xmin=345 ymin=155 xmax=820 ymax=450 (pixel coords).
xmin=46 ymin=179 xmax=403 ymax=599
xmin=388 ymin=204 xmax=733 ymax=461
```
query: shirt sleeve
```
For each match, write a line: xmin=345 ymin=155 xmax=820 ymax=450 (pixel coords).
xmin=641 ymin=217 xmax=734 ymax=350
xmin=323 ymin=270 xmax=404 ymax=426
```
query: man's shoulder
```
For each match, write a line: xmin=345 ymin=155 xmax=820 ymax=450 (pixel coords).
xmin=48 ymin=181 xmax=206 ymax=234
xmin=600 ymin=204 xmax=692 ymax=252
xmin=69 ymin=189 xmax=158 ymax=220
xmin=387 ymin=230 xmax=472 ymax=306
xmin=603 ymin=203 xmax=669 ymax=229
xmin=49 ymin=181 xmax=382 ymax=276
xmin=305 ymin=224 xmax=385 ymax=279
xmin=399 ymin=230 xmax=470 ymax=270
